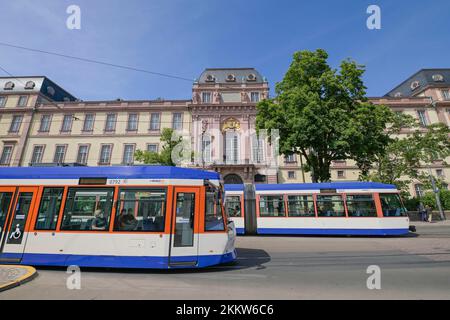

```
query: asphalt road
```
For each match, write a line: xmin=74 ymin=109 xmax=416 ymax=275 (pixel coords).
xmin=1 ymin=222 xmax=450 ymax=300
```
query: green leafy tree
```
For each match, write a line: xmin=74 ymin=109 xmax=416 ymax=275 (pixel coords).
xmin=135 ymin=128 xmax=183 ymax=166
xmin=422 ymin=190 xmax=450 ymax=211
xmin=366 ymin=122 xmax=450 ymax=195
xmin=256 ymin=49 xmax=393 ymax=182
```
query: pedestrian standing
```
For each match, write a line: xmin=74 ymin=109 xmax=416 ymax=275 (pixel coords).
xmin=417 ymin=203 xmax=426 ymax=222
xmin=425 ymin=205 xmax=432 ymax=223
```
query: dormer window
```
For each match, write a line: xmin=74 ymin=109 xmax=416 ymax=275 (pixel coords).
xmin=205 ymin=74 xmax=215 ymax=83
xmin=47 ymin=86 xmax=55 ymax=96
xmin=410 ymin=81 xmax=420 ymax=91
xmin=226 ymin=74 xmax=236 ymax=82
xmin=4 ymin=81 xmax=15 ymax=90
xmin=432 ymin=74 xmax=444 ymax=82
xmin=247 ymin=74 xmax=257 ymax=82
xmin=25 ymin=81 xmax=36 ymax=90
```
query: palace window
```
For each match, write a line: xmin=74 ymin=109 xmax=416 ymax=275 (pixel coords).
xmin=252 ymin=135 xmax=264 ymax=163
xmin=417 ymin=110 xmax=428 ymax=126
xmin=0 ymin=96 xmax=7 ymax=107
xmin=53 ymin=145 xmax=67 ymax=164
xmin=147 ymin=144 xmax=159 ymax=153
xmin=61 ymin=114 xmax=73 ymax=132
xmin=83 ymin=114 xmax=95 ymax=132
xmin=202 ymin=92 xmax=211 ymax=103
xmin=250 ymin=92 xmax=260 ymax=103
xmin=122 ymin=144 xmax=135 ymax=165
xmin=0 ymin=145 xmax=13 ymax=166
xmin=225 ymin=132 xmax=239 ymax=164
xmin=415 ymin=184 xmax=424 ymax=197
xmin=337 ymin=170 xmax=345 ymax=179
xmin=9 ymin=115 xmax=23 ymax=133
xmin=99 ymin=144 xmax=113 ymax=165
xmin=105 ymin=113 xmax=117 ymax=132
xmin=201 ymin=135 xmax=211 ymax=164
xmin=127 ymin=113 xmax=138 ymax=131
xmin=31 ymin=145 xmax=45 ymax=165
xmin=285 ymin=154 xmax=296 ymax=163
xmin=172 ymin=113 xmax=182 ymax=130
xmin=149 ymin=113 xmax=160 ymax=131
xmin=17 ymin=96 xmax=28 ymax=107
xmin=76 ymin=145 xmax=89 ymax=165
xmin=442 ymin=90 xmax=450 ymax=101
xmin=39 ymin=115 xmax=52 ymax=132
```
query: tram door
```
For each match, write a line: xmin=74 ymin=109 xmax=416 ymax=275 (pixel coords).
xmin=169 ymin=187 xmax=201 ymax=267
xmin=0 ymin=187 xmax=39 ymax=263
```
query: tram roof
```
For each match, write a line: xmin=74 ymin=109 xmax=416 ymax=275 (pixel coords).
xmin=224 ymin=182 xmax=397 ymax=191
xmin=255 ymin=182 xmax=397 ymax=191
xmin=223 ymin=184 xmax=245 ymax=191
xmin=0 ymin=166 xmax=220 ymax=181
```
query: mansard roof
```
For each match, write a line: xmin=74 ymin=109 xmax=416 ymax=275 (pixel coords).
xmin=385 ymin=69 xmax=450 ymax=98
xmin=197 ymin=68 xmax=265 ymax=84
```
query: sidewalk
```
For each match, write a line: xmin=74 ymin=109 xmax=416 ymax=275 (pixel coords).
xmin=0 ymin=265 xmax=37 ymax=292
xmin=411 ymin=220 xmax=450 ymax=226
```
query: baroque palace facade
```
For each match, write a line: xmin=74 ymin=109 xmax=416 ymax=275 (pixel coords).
xmin=0 ymin=68 xmax=449 ymax=196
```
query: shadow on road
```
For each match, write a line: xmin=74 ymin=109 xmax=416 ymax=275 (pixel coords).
xmin=33 ymin=247 xmax=271 ymax=274
xmin=247 ymin=232 xmax=419 ymax=239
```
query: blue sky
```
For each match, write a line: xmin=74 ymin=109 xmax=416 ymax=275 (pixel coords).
xmin=1 ymin=0 xmax=449 ymax=100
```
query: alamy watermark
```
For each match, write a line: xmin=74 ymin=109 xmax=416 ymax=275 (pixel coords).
xmin=66 ymin=265 xmax=81 ymax=290
xmin=366 ymin=265 xmax=381 ymax=290
xmin=367 ymin=5 xmax=381 ymax=30
xmin=66 ymin=5 xmax=81 ymax=30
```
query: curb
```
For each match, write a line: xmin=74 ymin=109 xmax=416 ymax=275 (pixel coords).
xmin=0 ymin=265 xmax=38 ymax=293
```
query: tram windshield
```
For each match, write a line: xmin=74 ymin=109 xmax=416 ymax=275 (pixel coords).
xmin=380 ymin=193 xmax=407 ymax=217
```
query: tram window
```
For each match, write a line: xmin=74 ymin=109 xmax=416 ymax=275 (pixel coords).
xmin=205 ymin=187 xmax=225 ymax=231
xmin=225 ymin=196 xmax=242 ymax=217
xmin=259 ymin=195 xmax=285 ymax=217
xmin=61 ymin=188 xmax=114 ymax=231
xmin=346 ymin=195 xmax=377 ymax=217
xmin=35 ymin=188 xmax=64 ymax=230
xmin=174 ymin=193 xmax=195 ymax=247
xmin=316 ymin=195 xmax=346 ymax=217
xmin=114 ymin=188 xmax=166 ymax=232
xmin=287 ymin=195 xmax=315 ymax=217
xmin=380 ymin=193 xmax=407 ymax=217
xmin=0 ymin=192 xmax=13 ymax=231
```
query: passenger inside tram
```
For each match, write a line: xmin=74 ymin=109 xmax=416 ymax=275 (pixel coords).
xmin=91 ymin=209 xmax=108 ymax=230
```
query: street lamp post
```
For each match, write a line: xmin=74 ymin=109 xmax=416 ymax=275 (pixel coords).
xmin=428 ymin=167 xmax=446 ymax=221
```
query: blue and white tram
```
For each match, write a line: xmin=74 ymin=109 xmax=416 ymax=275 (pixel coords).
xmin=0 ymin=166 xmax=236 ymax=269
xmin=225 ymin=182 xmax=410 ymax=236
